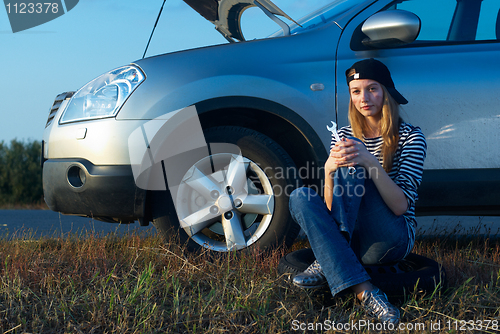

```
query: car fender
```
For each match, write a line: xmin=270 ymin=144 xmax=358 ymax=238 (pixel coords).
xmin=119 ymin=73 xmax=325 ymax=120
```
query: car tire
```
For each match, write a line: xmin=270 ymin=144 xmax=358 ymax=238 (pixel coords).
xmin=278 ymin=248 xmax=446 ymax=301
xmin=152 ymin=126 xmax=302 ymax=252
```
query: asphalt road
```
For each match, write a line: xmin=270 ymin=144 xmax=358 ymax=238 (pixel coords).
xmin=1 ymin=209 xmax=498 ymax=240
xmin=0 ymin=210 xmax=156 ymax=239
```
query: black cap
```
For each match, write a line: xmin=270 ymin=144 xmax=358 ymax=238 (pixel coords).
xmin=346 ymin=58 xmax=408 ymax=105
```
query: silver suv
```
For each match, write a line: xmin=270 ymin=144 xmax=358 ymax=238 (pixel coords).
xmin=42 ymin=0 xmax=500 ymax=252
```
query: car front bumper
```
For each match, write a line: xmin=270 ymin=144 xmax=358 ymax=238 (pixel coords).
xmin=42 ymin=158 xmax=145 ymax=222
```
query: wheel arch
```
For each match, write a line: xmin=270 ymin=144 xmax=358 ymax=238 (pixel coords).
xmin=196 ymin=96 xmax=328 ymax=188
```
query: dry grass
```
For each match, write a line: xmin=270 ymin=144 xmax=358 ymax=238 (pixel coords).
xmin=0 ymin=202 xmax=49 ymax=210
xmin=0 ymin=230 xmax=498 ymax=333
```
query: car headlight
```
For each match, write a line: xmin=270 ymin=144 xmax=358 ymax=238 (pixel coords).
xmin=59 ymin=65 xmax=145 ymax=124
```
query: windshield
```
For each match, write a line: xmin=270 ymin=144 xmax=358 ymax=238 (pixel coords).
xmin=269 ymin=0 xmax=368 ymax=37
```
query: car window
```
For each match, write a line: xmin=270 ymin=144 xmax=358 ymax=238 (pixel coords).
xmin=392 ymin=0 xmax=500 ymax=43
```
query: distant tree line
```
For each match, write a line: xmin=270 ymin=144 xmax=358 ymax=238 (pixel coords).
xmin=0 ymin=139 xmax=43 ymax=206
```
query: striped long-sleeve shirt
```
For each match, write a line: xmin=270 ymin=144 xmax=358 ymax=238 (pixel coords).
xmin=330 ymin=122 xmax=427 ymax=255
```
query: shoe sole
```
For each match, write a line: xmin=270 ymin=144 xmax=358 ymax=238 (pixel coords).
xmin=292 ymin=281 xmax=328 ymax=289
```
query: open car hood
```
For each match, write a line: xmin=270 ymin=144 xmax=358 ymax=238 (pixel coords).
xmin=183 ymin=0 xmax=298 ymax=42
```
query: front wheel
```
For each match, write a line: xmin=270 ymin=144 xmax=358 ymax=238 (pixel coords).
xmin=152 ymin=126 xmax=301 ymax=252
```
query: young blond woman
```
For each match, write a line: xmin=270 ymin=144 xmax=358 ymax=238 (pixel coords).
xmin=289 ymin=58 xmax=427 ymax=324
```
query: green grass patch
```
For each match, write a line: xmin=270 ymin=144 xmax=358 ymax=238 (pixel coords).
xmin=0 ymin=231 xmax=498 ymax=333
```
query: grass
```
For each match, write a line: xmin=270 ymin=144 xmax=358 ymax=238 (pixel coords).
xmin=0 ymin=230 xmax=498 ymax=333
xmin=0 ymin=202 xmax=49 ymax=210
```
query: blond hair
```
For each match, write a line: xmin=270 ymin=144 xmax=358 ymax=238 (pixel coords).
xmin=348 ymin=85 xmax=401 ymax=172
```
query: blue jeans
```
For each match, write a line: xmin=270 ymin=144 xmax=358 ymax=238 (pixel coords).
xmin=289 ymin=166 xmax=410 ymax=297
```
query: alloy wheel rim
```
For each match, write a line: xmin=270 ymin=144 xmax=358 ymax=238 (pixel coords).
xmin=176 ymin=153 xmax=275 ymax=251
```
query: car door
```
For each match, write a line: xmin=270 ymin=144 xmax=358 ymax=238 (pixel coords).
xmin=335 ymin=0 xmax=500 ymax=215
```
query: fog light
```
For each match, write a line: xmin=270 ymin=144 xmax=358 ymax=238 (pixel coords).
xmin=67 ymin=165 xmax=86 ymax=188
xmin=43 ymin=140 xmax=49 ymax=159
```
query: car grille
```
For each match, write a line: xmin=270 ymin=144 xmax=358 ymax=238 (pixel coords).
xmin=45 ymin=91 xmax=75 ymax=127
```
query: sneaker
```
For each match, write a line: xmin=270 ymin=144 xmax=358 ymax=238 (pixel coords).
xmin=361 ymin=288 xmax=400 ymax=324
xmin=292 ymin=260 xmax=327 ymax=289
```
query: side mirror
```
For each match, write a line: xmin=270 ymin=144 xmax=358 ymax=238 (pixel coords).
xmin=361 ymin=10 xmax=421 ymax=48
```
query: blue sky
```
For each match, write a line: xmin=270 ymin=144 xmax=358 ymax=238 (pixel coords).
xmin=0 ymin=0 xmax=333 ymax=143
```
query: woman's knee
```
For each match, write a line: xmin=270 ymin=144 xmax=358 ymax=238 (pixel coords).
xmin=289 ymin=187 xmax=319 ymax=207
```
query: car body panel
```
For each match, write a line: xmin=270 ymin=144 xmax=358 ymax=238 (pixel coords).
xmin=42 ymin=158 xmax=143 ymax=220
xmin=335 ymin=0 xmax=500 ymax=170
xmin=333 ymin=0 xmax=500 ymax=214
xmin=44 ymin=113 xmax=148 ymax=165
xmin=118 ymin=26 xmax=341 ymax=150
xmin=42 ymin=0 xmax=500 ymax=223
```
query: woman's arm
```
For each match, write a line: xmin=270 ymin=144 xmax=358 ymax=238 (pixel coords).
xmin=324 ymin=155 xmax=337 ymax=211
xmin=361 ymin=159 xmax=408 ymax=216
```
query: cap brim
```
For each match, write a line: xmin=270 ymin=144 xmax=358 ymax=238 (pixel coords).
xmin=387 ymin=87 xmax=408 ymax=105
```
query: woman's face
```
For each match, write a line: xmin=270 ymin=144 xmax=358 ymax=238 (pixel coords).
xmin=349 ymin=79 xmax=384 ymax=119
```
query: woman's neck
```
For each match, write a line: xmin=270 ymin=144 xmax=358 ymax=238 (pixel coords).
xmin=364 ymin=118 xmax=381 ymax=138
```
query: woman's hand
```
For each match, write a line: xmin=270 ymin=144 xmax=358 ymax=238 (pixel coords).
xmin=325 ymin=139 xmax=356 ymax=181
xmin=327 ymin=138 xmax=377 ymax=173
